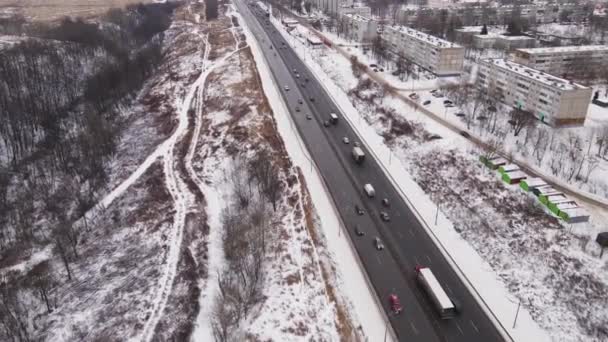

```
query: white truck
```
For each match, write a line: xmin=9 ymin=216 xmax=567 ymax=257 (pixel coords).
xmin=416 ymin=266 xmax=456 ymax=319
xmin=352 ymin=147 xmax=365 ymax=164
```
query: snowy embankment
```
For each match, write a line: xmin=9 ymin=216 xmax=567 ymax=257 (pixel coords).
xmin=270 ymin=15 xmax=559 ymax=342
xmin=190 ymin=4 xmax=348 ymax=340
xmin=239 ymin=5 xmax=390 ymax=341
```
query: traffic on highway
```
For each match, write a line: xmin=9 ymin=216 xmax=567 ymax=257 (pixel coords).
xmin=235 ymin=1 xmax=507 ymax=341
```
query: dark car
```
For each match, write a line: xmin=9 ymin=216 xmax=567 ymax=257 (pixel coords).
xmin=298 ymin=99 xmax=303 ymax=104
xmin=306 ymin=114 xmax=312 ymax=120
xmin=381 ymin=198 xmax=390 ymax=207
xmin=323 ymin=120 xmax=330 ymax=127
xmin=423 ymin=100 xmax=431 ymax=106
xmin=355 ymin=204 xmax=365 ymax=215
xmin=459 ymin=131 xmax=470 ymax=138
xmin=443 ymin=99 xmax=453 ymax=105
xmin=380 ymin=211 xmax=390 ymax=222
xmin=305 ymin=78 xmax=309 ymax=82
xmin=309 ymin=96 xmax=315 ymax=102
xmin=355 ymin=225 xmax=364 ymax=236
xmin=295 ymin=107 xmax=300 ymax=112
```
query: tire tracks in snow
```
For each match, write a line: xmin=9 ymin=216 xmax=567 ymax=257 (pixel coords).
xmin=139 ymin=40 xmax=247 ymax=342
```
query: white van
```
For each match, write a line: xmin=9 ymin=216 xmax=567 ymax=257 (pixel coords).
xmin=364 ymin=184 xmax=375 ymax=198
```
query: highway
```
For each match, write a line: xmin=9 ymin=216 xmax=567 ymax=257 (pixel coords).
xmin=235 ymin=1 xmax=505 ymax=341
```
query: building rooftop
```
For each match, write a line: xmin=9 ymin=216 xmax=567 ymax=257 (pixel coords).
xmin=387 ymin=25 xmax=461 ymax=48
xmin=497 ymin=35 xmax=535 ymax=41
xmin=344 ymin=13 xmax=374 ymax=22
xmin=483 ymin=58 xmax=589 ymax=91
xmin=473 ymin=33 xmax=499 ymax=39
xmin=517 ymin=45 xmax=608 ymax=54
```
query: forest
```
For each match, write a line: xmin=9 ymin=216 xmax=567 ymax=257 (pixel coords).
xmin=0 ymin=3 xmax=179 ymax=340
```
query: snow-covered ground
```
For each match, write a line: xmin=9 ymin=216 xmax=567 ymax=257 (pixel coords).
xmin=271 ymin=12 xmax=608 ymax=341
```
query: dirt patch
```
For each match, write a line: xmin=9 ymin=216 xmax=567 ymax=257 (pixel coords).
xmin=0 ymin=0 xmax=157 ymax=22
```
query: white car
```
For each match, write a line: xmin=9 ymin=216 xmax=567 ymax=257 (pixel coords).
xmin=284 ymin=85 xmax=290 ymax=91
xmin=342 ymin=137 xmax=350 ymax=144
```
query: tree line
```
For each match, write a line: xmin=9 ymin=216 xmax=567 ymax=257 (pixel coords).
xmin=0 ymin=3 xmax=179 ymax=340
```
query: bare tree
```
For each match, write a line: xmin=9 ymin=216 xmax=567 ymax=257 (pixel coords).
xmin=509 ymin=108 xmax=535 ymax=136
xmin=0 ymin=274 xmax=31 ymax=342
xmin=28 ymin=261 xmax=54 ymax=313
xmin=52 ymin=226 xmax=73 ymax=281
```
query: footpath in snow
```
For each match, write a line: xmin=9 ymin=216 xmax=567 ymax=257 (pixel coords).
xmin=270 ymin=12 xmax=550 ymax=342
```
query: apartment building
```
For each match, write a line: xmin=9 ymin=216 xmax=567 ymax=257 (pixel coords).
xmin=338 ymin=4 xmax=371 ymax=17
xmin=341 ymin=14 xmax=378 ymax=42
xmin=383 ymin=26 xmax=465 ymax=75
xmin=396 ymin=2 xmax=586 ymax=27
xmin=513 ymin=45 xmax=608 ymax=79
xmin=477 ymin=59 xmax=592 ymax=126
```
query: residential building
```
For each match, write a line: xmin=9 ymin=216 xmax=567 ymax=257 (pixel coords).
xmin=338 ymin=4 xmax=371 ymax=17
xmin=477 ymin=58 xmax=592 ymax=126
xmin=495 ymin=35 xmax=536 ymax=50
xmin=341 ymin=14 xmax=378 ymax=42
xmin=473 ymin=34 xmax=499 ymax=49
xmin=382 ymin=26 xmax=465 ymax=75
xmin=512 ymin=45 xmax=608 ymax=79
xmin=396 ymin=2 xmax=587 ymax=27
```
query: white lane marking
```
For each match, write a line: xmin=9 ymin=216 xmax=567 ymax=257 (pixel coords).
xmin=425 ymin=255 xmax=432 ymax=263
xmin=376 ymin=254 xmax=382 ymax=265
xmin=408 ymin=228 xmax=415 ymax=237
xmin=455 ymin=322 xmax=464 ymax=335
xmin=410 ymin=321 xmax=419 ymax=335
xmin=470 ymin=320 xmax=479 ymax=333
xmin=414 ymin=256 xmax=420 ymax=265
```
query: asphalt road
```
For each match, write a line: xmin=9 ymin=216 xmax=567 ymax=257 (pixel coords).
xmin=236 ymin=2 xmax=506 ymax=341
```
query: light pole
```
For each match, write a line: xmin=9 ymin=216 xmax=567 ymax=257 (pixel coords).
xmin=508 ymin=297 xmax=521 ymax=329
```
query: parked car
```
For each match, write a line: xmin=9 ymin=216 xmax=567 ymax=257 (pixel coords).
xmin=388 ymin=294 xmax=403 ymax=314
xmin=355 ymin=204 xmax=365 ymax=215
xmin=432 ymin=92 xmax=444 ymax=98
xmin=354 ymin=142 xmax=361 ymax=147
xmin=409 ymin=93 xmax=419 ymax=100
xmin=355 ymin=225 xmax=364 ymax=236
xmin=323 ymin=120 xmax=330 ymax=127
xmin=342 ymin=137 xmax=350 ymax=144
xmin=380 ymin=211 xmax=390 ymax=222
xmin=423 ymin=100 xmax=431 ymax=106
xmin=455 ymin=112 xmax=465 ymax=117
xmin=430 ymin=89 xmax=438 ymax=94
xmin=444 ymin=103 xmax=454 ymax=108
xmin=374 ymin=237 xmax=384 ymax=250
xmin=443 ymin=100 xmax=453 ymax=105
xmin=460 ymin=131 xmax=470 ymax=138
xmin=370 ymin=63 xmax=377 ymax=68
xmin=379 ymin=68 xmax=384 ymax=72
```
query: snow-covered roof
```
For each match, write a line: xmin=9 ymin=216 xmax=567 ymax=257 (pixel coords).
xmin=523 ymin=178 xmax=547 ymax=188
xmin=497 ymin=35 xmax=535 ymax=41
xmin=505 ymin=171 xmax=527 ymax=179
xmin=386 ymin=25 xmax=462 ymax=49
xmin=500 ymin=164 xmax=520 ymax=172
xmin=482 ymin=58 xmax=589 ymax=91
xmin=344 ymin=13 xmax=374 ymax=23
xmin=517 ymin=45 xmax=608 ymax=55
xmin=560 ymin=207 xmax=589 ymax=218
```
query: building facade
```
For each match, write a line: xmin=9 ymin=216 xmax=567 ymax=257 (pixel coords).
xmin=338 ymin=4 xmax=371 ymax=17
xmin=382 ymin=26 xmax=465 ymax=75
xmin=512 ymin=45 xmax=608 ymax=79
xmin=477 ymin=59 xmax=592 ymax=126
xmin=341 ymin=14 xmax=378 ymax=42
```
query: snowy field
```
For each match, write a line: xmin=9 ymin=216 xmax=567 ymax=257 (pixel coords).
xmin=272 ymin=13 xmax=608 ymax=342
